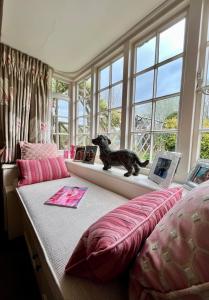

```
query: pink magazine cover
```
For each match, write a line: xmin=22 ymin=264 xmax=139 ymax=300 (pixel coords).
xmin=45 ymin=186 xmax=88 ymax=208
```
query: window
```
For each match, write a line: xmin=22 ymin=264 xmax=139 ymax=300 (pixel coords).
xmin=198 ymin=16 xmax=209 ymax=160
xmin=76 ymin=77 xmax=91 ymax=145
xmin=51 ymin=78 xmax=70 ymax=150
xmin=97 ymin=56 xmax=124 ymax=149
xmin=131 ymin=19 xmax=186 ymax=161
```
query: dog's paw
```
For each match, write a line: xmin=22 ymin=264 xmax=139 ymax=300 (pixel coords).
xmin=124 ymin=173 xmax=131 ymax=177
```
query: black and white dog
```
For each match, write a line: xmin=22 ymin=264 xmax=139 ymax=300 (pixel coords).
xmin=92 ymin=135 xmax=149 ymax=177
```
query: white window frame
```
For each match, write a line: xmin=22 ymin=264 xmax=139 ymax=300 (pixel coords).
xmin=69 ymin=0 xmax=205 ymax=182
xmin=191 ymin=0 xmax=209 ymax=164
xmin=75 ymin=75 xmax=92 ymax=145
xmin=128 ymin=15 xmax=186 ymax=163
xmin=51 ymin=78 xmax=71 ymax=150
xmin=96 ymin=54 xmax=124 ymax=148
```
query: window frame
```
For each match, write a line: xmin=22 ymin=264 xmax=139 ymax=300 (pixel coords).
xmin=128 ymin=15 xmax=187 ymax=162
xmin=95 ymin=54 xmax=124 ymax=149
xmin=75 ymin=75 xmax=92 ymax=145
xmin=68 ymin=0 xmax=205 ymax=182
xmin=51 ymin=77 xmax=71 ymax=150
xmin=191 ymin=0 xmax=209 ymax=164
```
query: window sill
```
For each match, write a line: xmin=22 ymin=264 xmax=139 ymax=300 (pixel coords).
xmin=65 ymin=160 xmax=181 ymax=199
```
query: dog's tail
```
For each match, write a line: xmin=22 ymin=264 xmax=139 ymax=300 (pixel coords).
xmin=135 ymin=155 xmax=149 ymax=167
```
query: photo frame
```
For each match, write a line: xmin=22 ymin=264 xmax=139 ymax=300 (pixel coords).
xmin=74 ymin=146 xmax=86 ymax=161
xmin=148 ymin=151 xmax=182 ymax=187
xmin=83 ymin=146 xmax=97 ymax=164
xmin=184 ymin=161 xmax=209 ymax=190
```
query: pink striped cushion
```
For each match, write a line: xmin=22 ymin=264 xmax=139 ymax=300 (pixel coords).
xmin=17 ymin=157 xmax=70 ymax=186
xmin=19 ymin=142 xmax=58 ymax=160
xmin=65 ymin=187 xmax=182 ymax=283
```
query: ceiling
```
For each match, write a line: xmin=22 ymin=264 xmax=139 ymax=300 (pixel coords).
xmin=1 ymin=0 xmax=165 ymax=73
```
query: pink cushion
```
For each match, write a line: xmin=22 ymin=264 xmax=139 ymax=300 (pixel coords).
xmin=17 ymin=156 xmax=70 ymax=186
xmin=65 ymin=187 xmax=182 ymax=283
xmin=129 ymin=182 xmax=209 ymax=300
xmin=19 ymin=141 xmax=58 ymax=159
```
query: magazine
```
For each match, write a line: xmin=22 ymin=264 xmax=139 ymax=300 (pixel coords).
xmin=45 ymin=186 xmax=88 ymax=208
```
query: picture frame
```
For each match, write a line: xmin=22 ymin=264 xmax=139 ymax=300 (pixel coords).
xmin=184 ymin=161 xmax=209 ymax=190
xmin=74 ymin=146 xmax=86 ymax=161
xmin=83 ymin=145 xmax=97 ymax=164
xmin=148 ymin=151 xmax=182 ymax=188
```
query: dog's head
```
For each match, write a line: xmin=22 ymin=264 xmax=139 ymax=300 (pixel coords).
xmin=92 ymin=135 xmax=111 ymax=147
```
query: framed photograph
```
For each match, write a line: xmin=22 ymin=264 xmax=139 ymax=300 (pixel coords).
xmin=74 ymin=146 xmax=86 ymax=161
xmin=83 ymin=146 xmax=97 ymax=164
xmin=185 ymin=161 xmax=209 ymax=189
xmin=148 ymin=151 xmax=182 ymax=187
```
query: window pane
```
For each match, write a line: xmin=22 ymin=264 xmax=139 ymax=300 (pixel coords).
xmin=134 ymin=103 xmax=152 ymax=131
xmin=76 ymin=135 xmax=85 ymax=146
xmin=77 ymin=117 xmax=85 ymax=134
xmin=52 ymin=79 xmax=69 ymax=95
xmin=77 ymin=100 xmax=84 ymax=117
xmin=84 ymin=98 xmax=91 ymax=115
xmin=154 ymin=96 xmax=179 ymax=130
xmin=58 ymin=99 xmax=68 ymax=117
xmin=99 ymin=90 xmax=109 ymax=112
xmin=112 ymin=57 xmax=124 ymax=84
xmin=52 ymin=116 xmax=57 ymax=133
xmin=156 ymin=58 xmax=183 ymax=97
xmin=135 ymin=70 xmax=154 ymax=102
xmin=201 ymin=95 xmax=209 ymax=129
xmin=85 ymin=116 xmax=90 ymax=134
xmin=58 ymin=119 xmax=68 ymax=133
xmin=153 ymin=133 xmax=177 ymax=156
xmin=159 ymin=19 xmax=185 ymax=62
xmin=200 ymin=133 xmax=209 ymax=159
xmin=110 ymin=109 xmax=121 ymax=132
xmin=111 ymin=84 xmax=122 ymax=108
xmin=109 ymin=133 xmax=120 ymax=150
xmin=85 ymin=78 xmax=91 ymax=98
xmin=99 ymin=113 xmax=108 ymax=133
xmin=78 ymin=81 xmax=84 ymax=97
xmin=131 ymin=133 xmax=151 ymax=161
xmin=136 ymin=37 xmax=156 ymax=72
xmin=59 ymin=135 xmax=69 ymax=150
xmin=100 ymin=66 xmax=110 ymax=89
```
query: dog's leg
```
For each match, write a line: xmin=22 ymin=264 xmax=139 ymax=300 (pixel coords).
xmin=133 ymin=163 xmax=140 ymax=176
xmin=103 ymin=163 xmax=111 ymax=171
xmin=123 ymin=163 xmax=133 ymax=177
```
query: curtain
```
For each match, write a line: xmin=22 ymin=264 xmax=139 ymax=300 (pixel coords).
xmin=0 ymin=43 xmax=52 ymax=163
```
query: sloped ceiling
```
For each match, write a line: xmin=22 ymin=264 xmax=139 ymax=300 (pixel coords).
xmin=1 ymin=0 xmax=165 ymax=73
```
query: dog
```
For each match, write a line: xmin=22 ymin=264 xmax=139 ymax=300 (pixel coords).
xmin=92 ymin=135 xmax=149 ymax=177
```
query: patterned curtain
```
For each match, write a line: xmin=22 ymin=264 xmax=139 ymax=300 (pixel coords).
xmin=0 ymin=43 xmax=52 ymax=163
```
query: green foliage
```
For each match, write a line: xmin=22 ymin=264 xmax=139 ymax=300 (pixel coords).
xmin=52 ymin=78 xmax=68 ymax=94
xmin=200 ymin=133 xmax=209 ymax=159
xmin=99 ymin=99 xmax=121 ymax=133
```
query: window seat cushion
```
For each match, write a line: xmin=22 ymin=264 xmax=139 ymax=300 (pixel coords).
xmin=16 ymin=175 xmax=129 ymax=300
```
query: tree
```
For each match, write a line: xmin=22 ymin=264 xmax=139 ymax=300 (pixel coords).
xmin=200 ymin=133 xmax=209 ymax=159
xmin=52 ymin=78 xmax=68 ymax=94
xmin=200 ymin=118 xmax=209 ymax=159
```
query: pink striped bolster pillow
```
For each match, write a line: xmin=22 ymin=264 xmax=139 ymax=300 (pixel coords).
xmin=65 ymin=187 xmax=182 ymax=283
xmin=19 ymin=141 xmax=58 ymax=160
xmin=17 ymin=156 xmax=70 ymax=186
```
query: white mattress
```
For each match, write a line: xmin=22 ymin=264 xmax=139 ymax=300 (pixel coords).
xmin=16 ymin=175 xmax=128 ymax=300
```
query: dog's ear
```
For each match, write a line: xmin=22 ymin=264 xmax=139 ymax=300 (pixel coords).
xmin=107 ymin=138 xmax=111 ymax=144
